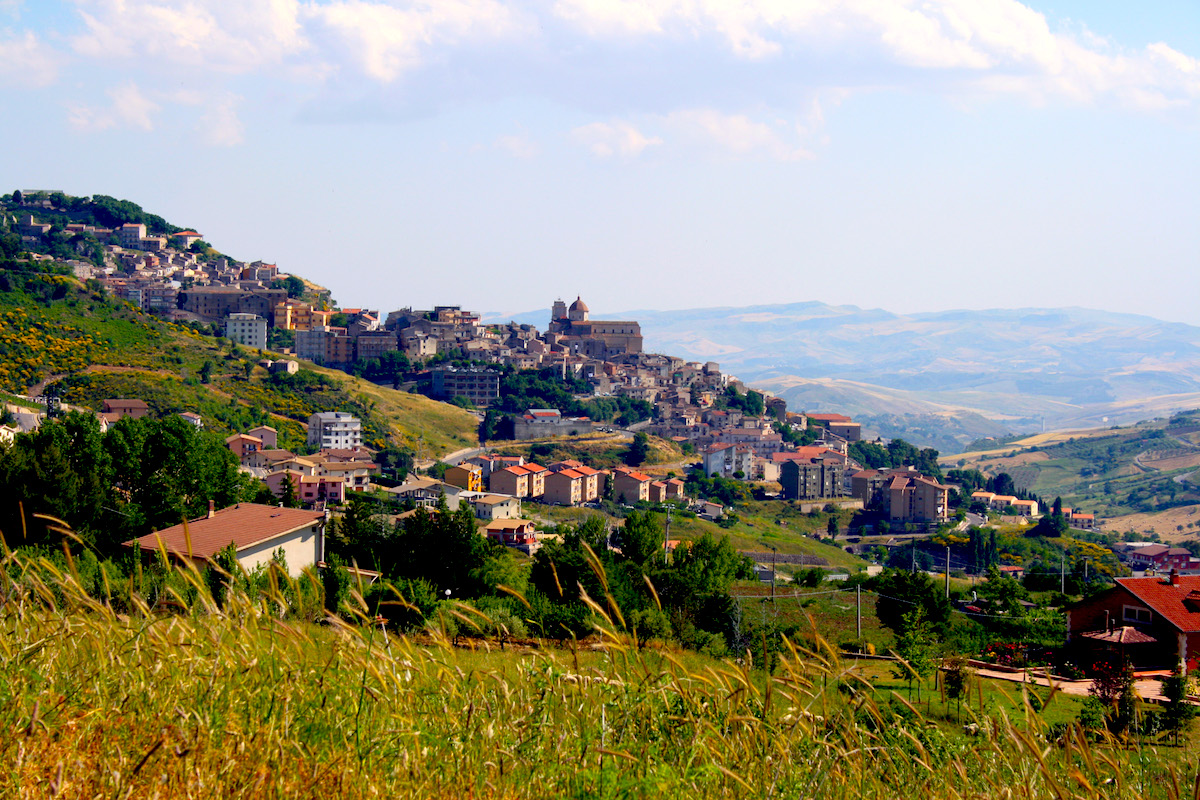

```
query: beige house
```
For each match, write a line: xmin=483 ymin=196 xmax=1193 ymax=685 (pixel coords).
xmin=127 ymin=503 xmax=326 ymax=577
xmin=468 ymin=494 xmax=522 ymax=520
xmin=543 ymin=469 xmax=585 ymax=506
xmin=611 ymin=467 xmax=653 ymax=504
xmin=490 ymin=465 xmax=531 ymax=498
xmin=887 ymin=474 xmax=951 ymax=524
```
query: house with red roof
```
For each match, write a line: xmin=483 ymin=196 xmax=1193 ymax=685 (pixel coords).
xmin=544 ymin=468 xmax=586 ymax=505
xmin=171 ymin=230 xmax=203 ymax=248
xmin=126 ymin=503 xmax=326 ymax=577
xmin=490 ymin=463 xmax=547 ymax=498
xmin=1126 ymin=544 xmax=1192 ymax=572
xmin=484 ymin=519 xmax=540 ymax=554
xmin=611 ymin=466 xmax=653 ymax=503
xmin=1068 ymin=572 xmax=1200 ymax=670
xmin=648 ymin=479 xmax=685 ymax=504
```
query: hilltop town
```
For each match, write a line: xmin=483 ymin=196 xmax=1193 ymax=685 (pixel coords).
xmin=13 ymin=189 xmax=1200 ymax=793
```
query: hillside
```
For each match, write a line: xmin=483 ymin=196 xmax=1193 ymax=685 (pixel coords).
xmin=944 ymin=410 xmax=1200 ymax=522
xmin=487 ymin=430 xmax=690 ymax=470
xmin=0 ymin=269 xmax=477 ymax=455
xmin=493 ymin=301 xmax=1200 ymax=452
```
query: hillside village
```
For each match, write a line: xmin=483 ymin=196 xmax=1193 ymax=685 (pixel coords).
xmin=17 ymin=190 xmax=1200 ymax=708
xmin=0 ymin=192 xmax=1113 ymax=550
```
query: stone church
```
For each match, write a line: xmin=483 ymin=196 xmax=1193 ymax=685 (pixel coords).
xmin=547 ymin=296 xmax=643 ymax=359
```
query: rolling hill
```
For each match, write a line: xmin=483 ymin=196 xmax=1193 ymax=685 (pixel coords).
xmin=0 ymin=269 xmax=478 ymax=456
xmin=487 ymin=301 xmax=1200 ymax=453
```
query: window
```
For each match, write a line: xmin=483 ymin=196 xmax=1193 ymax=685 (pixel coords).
xmin=1123 ymin=605 xmax=1152 ymax=624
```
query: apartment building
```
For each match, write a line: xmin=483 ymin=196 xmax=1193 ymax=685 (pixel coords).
xmin=224 ymin=313 xmax=268 ymax=350
xmin=306 ymin=412 xmax=362 ymax=450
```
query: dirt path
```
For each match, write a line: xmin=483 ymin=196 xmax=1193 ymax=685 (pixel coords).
xmin=973 ymin=666 xmax=1175 ymax=704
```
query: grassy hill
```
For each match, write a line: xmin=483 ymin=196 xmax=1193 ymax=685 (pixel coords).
xmin=488 ymin=431 xmax=690 ymax=469
xmin=530 ymin=501 xmax=866 ymax=572
xmin=4 ymin=551 xmax=1185 ymax=799
xmin=944 ymin=411 xmax=1200 ymax=522
xmin=0 ymin=270 xmax=477 ymax=455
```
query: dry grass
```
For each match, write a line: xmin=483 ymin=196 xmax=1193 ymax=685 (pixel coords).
xmin=2 ymin=549 xmax=1198 ymax=798
xmin=1101 ymin=504 xmax=1200 ymax=541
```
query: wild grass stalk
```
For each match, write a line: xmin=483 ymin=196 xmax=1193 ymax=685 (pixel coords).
xmin=0 ymin=548 xmax=1196 ymax=798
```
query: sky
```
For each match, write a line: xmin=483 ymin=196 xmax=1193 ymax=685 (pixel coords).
xmin=3 ymin=0 xmax=1200 ymax=323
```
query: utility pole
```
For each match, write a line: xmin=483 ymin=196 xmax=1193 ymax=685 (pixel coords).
xmin=911 ymin=543 xmax=916 ymax=574
xmin=1060 ymin=551 xmax=1066 ymax=594
xmin=945 ymin=543 xmax=951 ymax=598
xmin=664 ymin=505 xmax=672 ymax=560
xmin=856 ymin=584 xmax=862 ymax=639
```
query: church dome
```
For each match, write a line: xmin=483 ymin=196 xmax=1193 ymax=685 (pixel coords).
xmin=569 ymin=296 xmax=589 ymax=313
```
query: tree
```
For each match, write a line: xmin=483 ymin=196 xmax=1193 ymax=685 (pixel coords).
xmin=322 ymin=553 xmax=352 ymax=616
xmin=618 ymin=510 xmax=664 ymax=569
xmin=990 ymin=472 xmax=1016 ymax=497
xmin=942 ymin=655 xmax=973 ymax=720
xmin=1161 ymin=671 xmax=1196 ymax=744
xmin=279 ymin=473 xmax=300 ymax=509
xmin=199 ymin=360 xmax=214 ymax=384
xmin=871 ymin=569 xmax=952 ymax=636
xmin=626 ymin=432 xmax=650 ymax=467
xmin=891 ymin=609 xmax=937 ymax=701
xmin=826 ymin=514 xmax=839 ymax=539
xmin=12 ymin=189 xmax=22 ymax=205
xmin=976 ymin=564 xmax=1029 ymax=616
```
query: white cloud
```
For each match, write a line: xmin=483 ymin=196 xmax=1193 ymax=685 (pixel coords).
xmin=302 ymin=0 xmax=520 ymax=82
xmin=551 ymin=0 xmax=1200 ymax=108
xmin=67 ymin=0 xmax=520 ymax=82
xmin=495 ymin=133 xmax=538 ymax=158
xmin=70 ymin=0 xmax=307 ymax=72
xmin=571 ymin=121 xmax=662 ymax=157
xmin=199 ymin=96 xmax=245 ymax=146
xmin=0 ymin=30 xmax=58 ymax=87
xmin=663 ymin=109 xmax=812 ymax=160
xmin=69 ymin=82 xmax=160 ymax=131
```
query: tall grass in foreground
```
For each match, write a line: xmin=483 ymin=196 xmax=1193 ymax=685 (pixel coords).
xmin=0 ymin=548 xmax=1196 ymax=799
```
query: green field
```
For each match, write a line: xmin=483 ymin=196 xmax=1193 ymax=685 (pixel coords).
xmin=528 ymin=501 xmax=867 ymax=572
xmin=951 ymin=416 xmax=1200 ymax=518
xmin=4 ymin=552 xmax=1197 ymax=799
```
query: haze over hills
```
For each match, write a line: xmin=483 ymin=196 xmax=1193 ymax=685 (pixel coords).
xmin=484 ymin=301 xmax=1200 ymax=454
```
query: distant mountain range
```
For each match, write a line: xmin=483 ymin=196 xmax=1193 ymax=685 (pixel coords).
xmin=484 ymin=302 xmax=1200 ymax=454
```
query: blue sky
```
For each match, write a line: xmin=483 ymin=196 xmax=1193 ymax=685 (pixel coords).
xmin=3 ymin=0 xmax=1199 ymax=323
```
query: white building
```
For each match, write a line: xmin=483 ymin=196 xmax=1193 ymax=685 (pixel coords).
xmin=127 ymin=504 xmax=326 ymax=577
xmin=307 ymin=411 xmax=363 ymax=450
xmin=225 ymin=313 xmax=268 ymax=350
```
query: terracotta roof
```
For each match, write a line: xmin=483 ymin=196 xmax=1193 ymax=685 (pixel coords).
xmin=126 ymin=504 xmax=324 ymax=561
xmin=616 ymin=470 xmax=653 ymax=482
xmin=225 ymin=433 xmax=262 ymax=444
xmin=1114 ymin=576 xmax=1200 ymax=632
xmin=551 ymin=468 xmax=585 ymax=479
xmin=807 ymin=413 xmax=851 ymax=423
xmin=1080 ymin=626 xmax=1158 ymax=645
xmin=773 ymin=447 xmax=835 ymax=462
xmin=486 ymin=519 xmax=535 ymax=533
